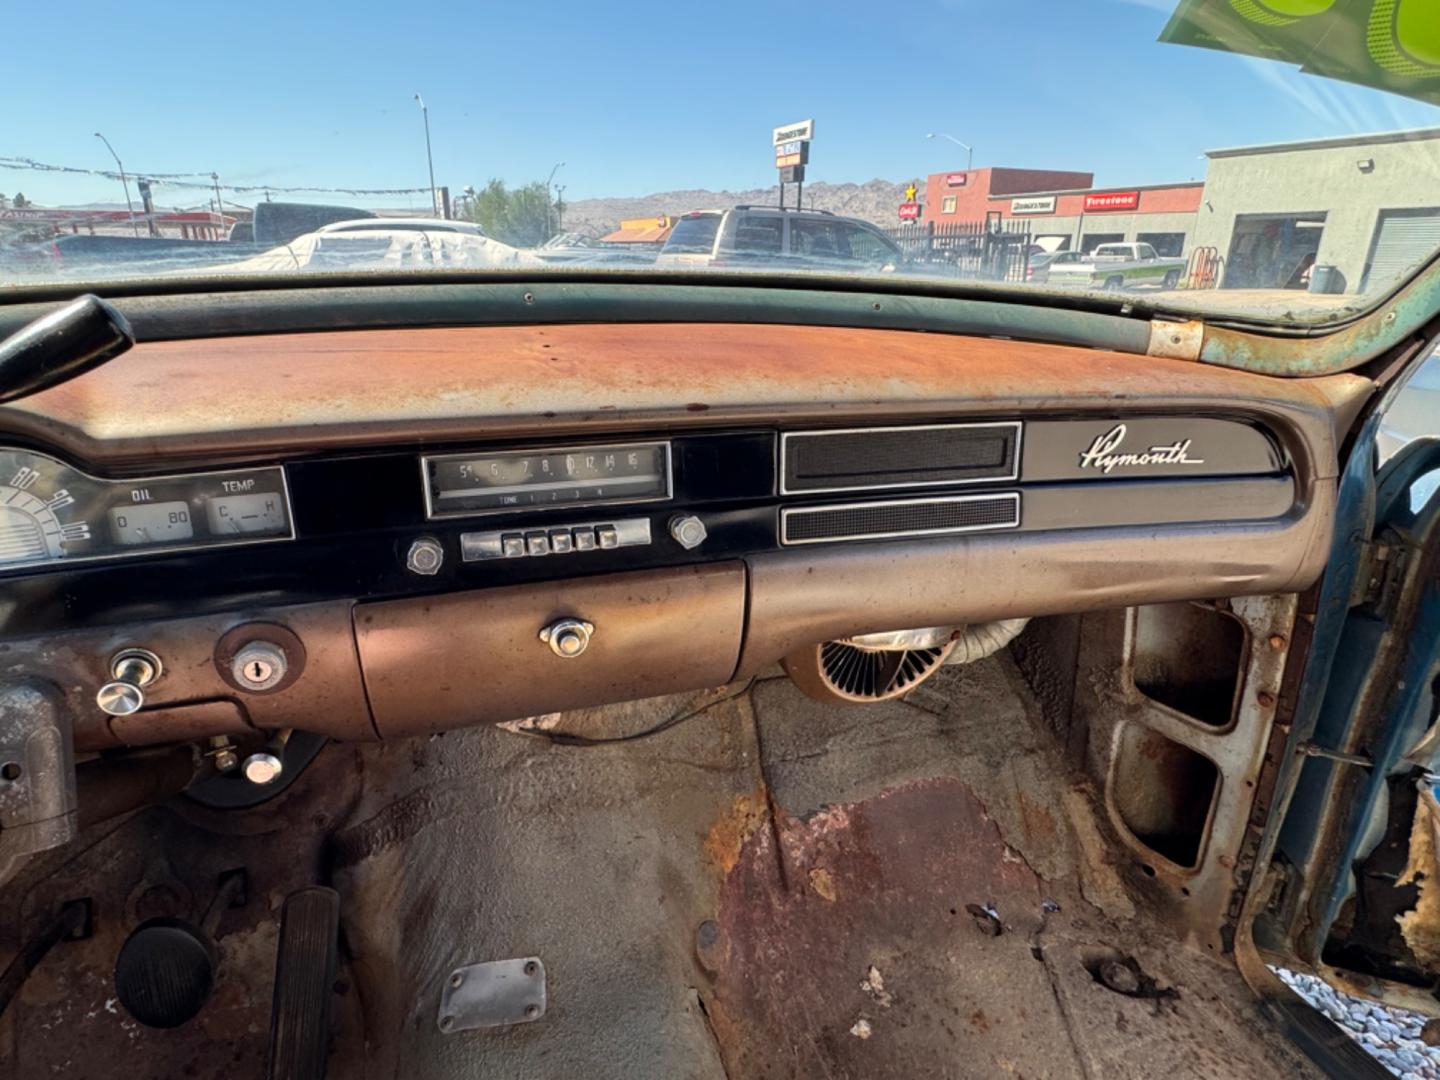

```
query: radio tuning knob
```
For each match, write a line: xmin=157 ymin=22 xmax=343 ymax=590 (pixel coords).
xmin=668 ymin=514 xmax=707 ymax=550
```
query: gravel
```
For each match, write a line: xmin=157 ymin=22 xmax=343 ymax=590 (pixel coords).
xmin=1274 ymin=967 xmax=1440 ymax=1078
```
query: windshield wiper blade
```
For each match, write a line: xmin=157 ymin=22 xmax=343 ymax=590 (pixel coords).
xmin=0 ymin=294 xmax=133 ymax=404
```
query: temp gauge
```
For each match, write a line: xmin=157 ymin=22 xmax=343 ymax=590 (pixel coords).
xmin=0 ymin=448 xmax=293 ymax=574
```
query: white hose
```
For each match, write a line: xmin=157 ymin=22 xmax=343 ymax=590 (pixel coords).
xmin=945 ymin=618 xmax=1031 ymax=665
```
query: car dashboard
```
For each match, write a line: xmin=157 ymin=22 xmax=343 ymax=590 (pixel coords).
xmin=0 ymin=320 xmax=1368 ymax=753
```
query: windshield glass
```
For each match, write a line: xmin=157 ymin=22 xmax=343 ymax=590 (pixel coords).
xmin=6 ymin=1 xmax=1440 ymax=326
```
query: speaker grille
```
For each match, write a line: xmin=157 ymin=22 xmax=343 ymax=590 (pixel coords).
xmin=781 ymin=493 xmax=1020 ymax=545
xmin=781 ymin=422 xmax=1020 ymax=494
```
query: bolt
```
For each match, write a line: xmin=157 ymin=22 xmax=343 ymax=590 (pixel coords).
xmin=214 ymin=748 xmax=239 ymax=773
xmin=523 ymin=292 xmax=535 ymax=304
xmin=1257 ymin=691 xmax=1277 ymax=709
xmin=1098 ymin=959 xmax=1141 ymax=995
xmin=1268 ymin=634 xmax=1287 ymax=650
xmin=695 ymin=920 xmax=720 ymax=951
xmin=405 ymin=537 xmax=444 ymax=576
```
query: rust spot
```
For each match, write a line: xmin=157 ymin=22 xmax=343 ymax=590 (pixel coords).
xmin=809 ymin=867 xmax=837 ymax=902
xmin=685 ymin=402 xmax=710 ymax=412
xmin=969 ymin=1008 xmax=991 ymax=1033
xmin=703 ymin=791 xmax=767 ymax=876
xmin=1257 ymin=691 xmax=1277 ymax=709
xmin=707 ymin=777 xmax=1046 ymax=1077
xmin=1016 ymin=793 xmax=1057 ymax=847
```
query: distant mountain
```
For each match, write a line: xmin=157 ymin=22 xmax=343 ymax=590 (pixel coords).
xmin=560 ymin=179 xmax=910 ymax=236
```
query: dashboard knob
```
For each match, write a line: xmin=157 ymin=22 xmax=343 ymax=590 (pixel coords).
xmin=242 ymin=751 xmax=283 ymax=785
xmin=96 ymin=648 xmax=161 ymax=716
xmin=406 ymin=536 xmax=445 ymax=576
xmin=669 ymin=514 xmax=708 ymax=550
xmin=539 ymin=618 xmax=594 ymax=659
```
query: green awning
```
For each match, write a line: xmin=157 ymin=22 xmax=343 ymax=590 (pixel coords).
xmin=1161 ymin=0 xmax=1440 ymax=107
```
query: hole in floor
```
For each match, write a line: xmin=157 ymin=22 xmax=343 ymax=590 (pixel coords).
xmin=1113 ymin=724 xmax=1219 ymax=869
xmin=1132 ymin=601 xmax=1248 ymax=728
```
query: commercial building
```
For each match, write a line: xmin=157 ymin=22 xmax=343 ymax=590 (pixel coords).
xmin=923 ymin=167 xmax=1202 ymax=256
xmin=1191 ymin=127 xmax=1440 ymax=294
xmin=922 ymin=126 xmax=1440 ymax=295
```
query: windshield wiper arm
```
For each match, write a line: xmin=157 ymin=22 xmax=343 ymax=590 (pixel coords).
xmin=0 ymin=294 xmax=133 ymax=405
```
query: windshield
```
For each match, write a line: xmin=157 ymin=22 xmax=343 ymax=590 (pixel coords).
xmin=6 ymin=2 xmax=1440 ymax=327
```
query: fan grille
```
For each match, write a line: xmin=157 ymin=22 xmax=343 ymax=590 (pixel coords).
xmin=817 ymin=640 xmax=954 ymax=701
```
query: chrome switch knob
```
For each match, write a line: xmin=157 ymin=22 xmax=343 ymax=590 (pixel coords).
xmin=539 ymin=618 xmax=594 ymax=658
xmin=669 ymin=514 xmax=707 ymax=550
xmin=96 ymin=648 xmax=162 ymax=716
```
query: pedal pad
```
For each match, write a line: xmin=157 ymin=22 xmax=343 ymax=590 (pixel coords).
xmin=266 ymin=887 xmax=340 ymax=1080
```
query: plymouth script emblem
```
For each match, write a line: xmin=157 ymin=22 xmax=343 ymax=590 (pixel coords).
xmin=1078 ymin=424 xmax=1204 ymax=474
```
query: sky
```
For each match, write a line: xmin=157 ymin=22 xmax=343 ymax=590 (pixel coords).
xmin=4 ymin=0 xmax=1439 ymax=212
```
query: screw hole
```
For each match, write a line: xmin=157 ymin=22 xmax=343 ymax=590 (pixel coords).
xmin=440 ymin=1015 xmax=455 ymax=1030
xmin=1180 ymin=886 xmax=1191 ymax=897
xmin=523 ymin=292 xmax=535 ymax=304
xmin=1142 ymin=864 xmax=1156 ymax=877
xmin=1 ymin=762 xmax=19 ymax=781
xmin=871 ymin=302 xmax=882 ymax=311
xmin=449 ymin=973 xmax=463 ymax=988
xmin=524 ymin=1004 xmax=539 ymax=1019
xmin=524 ymin=961 xmax=538 ymax=976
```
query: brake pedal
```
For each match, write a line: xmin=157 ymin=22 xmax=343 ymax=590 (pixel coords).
xmin=266 ymin=887 xmax=340 ymax=1080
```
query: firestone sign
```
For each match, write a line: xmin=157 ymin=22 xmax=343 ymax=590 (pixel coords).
xmin=1084 ymin=190 xmax=1140 ymax=212
xmin=945 ymin=172 xmax=968 ymax=187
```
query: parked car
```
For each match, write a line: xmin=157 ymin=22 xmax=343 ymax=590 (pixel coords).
xmin=1026 ymin=250 xmax=1084 ymax=284
xmin=1047 ymin=242 xmax=1187 ymax=290
xmin=656 ymin=206 xmax=903 ymax=272
xmin=315 ymin=217 xmax=486 ymax=237
xmin=213 ymin=228 xmax=541 ymax=274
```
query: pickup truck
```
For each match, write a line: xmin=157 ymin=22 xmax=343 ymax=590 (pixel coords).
xmin=1046 ymin=242 xmax=1186 ymax=291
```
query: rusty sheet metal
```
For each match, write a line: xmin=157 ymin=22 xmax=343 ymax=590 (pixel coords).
xmin=1197 ymin=254 xmax=1440 ymax=377
xmin=0 ymin=322 xmax=1372 ymax=468
xmin=701 ymin=776 xmax=1077 ymax=1079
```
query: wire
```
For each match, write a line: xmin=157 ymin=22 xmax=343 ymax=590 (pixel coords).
xmin=0 ymin=155 xmax=433 ymax=196
xmin=524 ymin=678 xmax=757 ymax=747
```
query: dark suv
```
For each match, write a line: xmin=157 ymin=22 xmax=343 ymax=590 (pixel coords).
xmin=656 ymin=206 xmax=902 ymax=271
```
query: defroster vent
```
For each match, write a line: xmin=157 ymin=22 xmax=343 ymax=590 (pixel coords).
xmin=781 ymin=493 xmax=1021 ymax=545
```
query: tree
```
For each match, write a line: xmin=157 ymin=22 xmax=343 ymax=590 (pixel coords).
xmin=12 ymin=193 xmax=28 ymax=209
xmin=460 ymin=179 xmax=558 ymax=247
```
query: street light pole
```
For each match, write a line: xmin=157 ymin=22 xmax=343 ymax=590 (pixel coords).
xmin=93 ymin=132 xmax=139 ymax=237
xmin=544 ymin=162 xmax=565 ymax=240
xmin=414 ymin=93 xmax=437 ymax=216
xmin=926 ymin=132 xmax=973 ymax=174
xmin=555 ymin=185 xmax=566 ymax=232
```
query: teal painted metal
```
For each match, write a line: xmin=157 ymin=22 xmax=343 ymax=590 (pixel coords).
xmin=1199 ymin=252 xmax=1440 ymax=377
xmin=0 ymin=279 xmax=1153 ymax=356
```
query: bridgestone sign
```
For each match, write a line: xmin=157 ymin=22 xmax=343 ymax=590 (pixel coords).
xmin=1010 ymin=196 xmax=1056 ymax=215
xmin=772 ymin=119 xmax=815 ymax=146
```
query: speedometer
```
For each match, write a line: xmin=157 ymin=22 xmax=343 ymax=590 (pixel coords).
xmin=0 ymin=460 xmax=91 ymax=566
xmin=0 ymin=448 xmax=293 ymax=574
